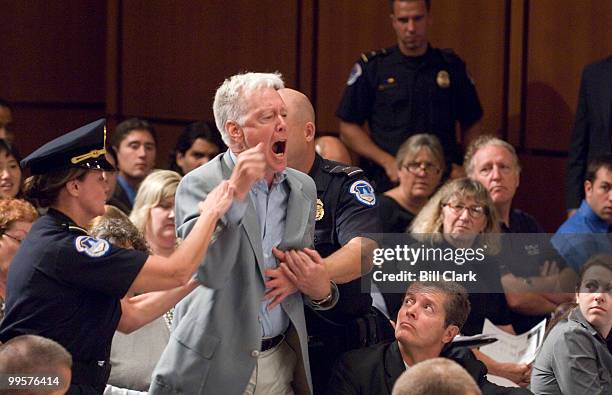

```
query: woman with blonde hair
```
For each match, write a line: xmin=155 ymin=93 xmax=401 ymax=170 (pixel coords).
xmin=100 ymin=170 xmax=182 ymax=393
xmin=130 ymin=170 xmax=182 ymax=257
xmin=408 ymin=178 xmax=530 ymax=386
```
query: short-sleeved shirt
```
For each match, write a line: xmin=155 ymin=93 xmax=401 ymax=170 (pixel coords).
xmin=0 ymin=208 xmax=148 ymax=365
xmin=305 ymin=155 xmax=382 ymax=394
xmin=377 ymin=194 xmax=416 ymax=234
xmin=308 ymin=154 xmax=381 ymax=322
xmin=336 ymin=45 xmax=482 ymax=188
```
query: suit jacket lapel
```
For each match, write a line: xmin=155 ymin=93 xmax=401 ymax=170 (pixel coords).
xmin=385 ymin=342 xmax=406 ymax=393
xmin=221 ymin=152 xmax=266 ymax=281
xmin=279 ymin=174 xmax=310 ymax=250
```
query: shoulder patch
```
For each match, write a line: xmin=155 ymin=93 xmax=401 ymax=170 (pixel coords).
xmin=74 ymin=236 xmax=110 ymax=258
xmin=349 ymin=180 xmax=376 ymax=206
xmin=329 ymin=165 xmax=364 ymax=177
xmin=347 ymin=63 xmax=363 ymax=86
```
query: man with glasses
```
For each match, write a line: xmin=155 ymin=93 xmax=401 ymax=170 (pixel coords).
xmin=336 ymin=0 xmax=482 ymax=192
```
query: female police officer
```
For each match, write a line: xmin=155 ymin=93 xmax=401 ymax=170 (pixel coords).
xmin=0 ymin=119 xmax=234 ymax=394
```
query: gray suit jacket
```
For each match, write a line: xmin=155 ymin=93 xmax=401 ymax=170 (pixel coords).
xmin=150 ymin=151 xmax=329 ymax=395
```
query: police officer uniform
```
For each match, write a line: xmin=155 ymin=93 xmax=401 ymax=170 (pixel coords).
xmin=337 ymin=45 xmax=483 ymax=191
xmin=305 ymin=153 xmax=382 ymax=393
xmin=0 ymin=120 xmax=149 ymax=395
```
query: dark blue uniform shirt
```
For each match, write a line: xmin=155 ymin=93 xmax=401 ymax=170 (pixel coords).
xmin=337 ymin=45 xmax=482 ymax=189
xmin=0 ymin=208 xmax=147 ymax=390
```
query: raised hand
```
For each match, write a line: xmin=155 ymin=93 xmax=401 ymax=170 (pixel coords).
xmin=229 ymin=143 xmax=266 ymax=200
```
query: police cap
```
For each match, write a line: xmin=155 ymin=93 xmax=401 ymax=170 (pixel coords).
xmin=21 ymin=119 xmax=115 ymax=175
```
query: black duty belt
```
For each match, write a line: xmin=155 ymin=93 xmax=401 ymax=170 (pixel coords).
xmin=260 ymin=333 xmax=285 ymax=352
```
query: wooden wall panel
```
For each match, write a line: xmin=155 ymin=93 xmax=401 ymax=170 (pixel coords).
xmin=514 ymin=155 xmax=567 ymax=232
xmin=316 ymin=1 xmax=396 ymax=133
xmin=9 ymin=107 xmax=106 ymax=160
xmin=149 ymin=123 xmax=187 ymax=170
xmin=0 ymin=1 xmax=105 ymax=103
xmin=525 ymin=0 xmax=612 ymax=151
xmin=427 ymin=0 xmax=507 ymax=139
xmin=117 ymin=0 xmax=299 ymax=122
xmin=0 ymin=1 xmax=106 ymax=165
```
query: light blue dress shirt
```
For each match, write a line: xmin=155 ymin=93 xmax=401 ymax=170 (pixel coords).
xmin=551 ymin=200 xmax=612 ymax=271
xmin=225 ymin=150 xmax=290 ymax=338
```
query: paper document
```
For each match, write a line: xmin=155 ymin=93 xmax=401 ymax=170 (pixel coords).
xmin=479 ymin=318 xmax=546 ymax=364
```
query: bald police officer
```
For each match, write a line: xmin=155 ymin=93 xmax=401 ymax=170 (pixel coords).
xmin=280 ymin=88 xmax=381 ymax=393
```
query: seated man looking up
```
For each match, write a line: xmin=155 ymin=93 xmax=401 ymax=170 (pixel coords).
xmin=327 ymin=281 xmax=531 ymax=395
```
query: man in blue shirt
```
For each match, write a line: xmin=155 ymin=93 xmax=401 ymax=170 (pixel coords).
xmin=553 ymin=154 xmax=612 ymax=271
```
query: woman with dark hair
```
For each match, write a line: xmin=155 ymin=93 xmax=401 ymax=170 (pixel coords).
xmin=0 ymin=139 xmax=22 ymax=199
xmin=169 ymin=121 xmax=225 ymax=175
xmin=0 ymin=119 xmax=234 ymax=394
xmin=531 ymin=255 xmax=611 ymax=394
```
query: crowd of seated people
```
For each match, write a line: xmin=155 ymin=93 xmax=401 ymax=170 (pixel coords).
xmin=0 ymin=97 xmax=610 ymax=395
xmin=0 ymin=8 xmax=610 ymax=391
xmin=1 ymin=93 xmax=611 ymax=394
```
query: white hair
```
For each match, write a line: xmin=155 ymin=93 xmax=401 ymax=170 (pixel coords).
xmin=464 ymin=134 xmax=521 ymax=176
xmin=212 ymin=72 xmax=284 ymax=146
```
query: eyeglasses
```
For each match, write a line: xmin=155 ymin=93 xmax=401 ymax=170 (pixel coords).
xmin=443 ymin=202 xmax=486 ymax=219
xmin=403 ymin=161 xmax=441 ymax=175
xmin=1 ymin=232 xmax=24 ymax=244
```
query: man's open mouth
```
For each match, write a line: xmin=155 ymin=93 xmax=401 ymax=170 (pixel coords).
xmin=272 ymin=141 xmax=286 ymax=157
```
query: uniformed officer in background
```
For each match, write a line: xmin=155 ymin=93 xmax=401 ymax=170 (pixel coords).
xmin=336 ymin=0 xmax=483 ymax=191
xmin=279 ymin=88 xmax=382 ymax=394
